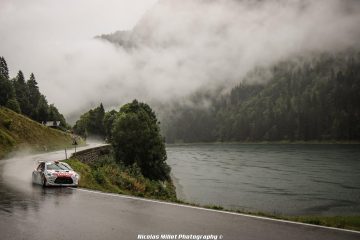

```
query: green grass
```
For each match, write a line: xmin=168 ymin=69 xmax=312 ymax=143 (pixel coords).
xmin=0 ymin=107 xmax=80 ymax=159
xmin=286 ymin=215 xmax=360 ymax=231
xmin=236 ymin=211 xmax=360 ymax=231
xmin=64 ymin=155 xmax=177 ymax=201
xmin=197 ymin=207 xmax=360 ymax=231
xmin=175 ymin=202 xmax=360 ymax=232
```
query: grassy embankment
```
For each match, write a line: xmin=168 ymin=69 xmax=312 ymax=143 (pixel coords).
xmin=203 ymin=205 xmax=360 ymax=232
xmin=64 ymin=155 xmax=177 ymax=201
xmin=287 ymin=216 xmax=360 ymax=231
xmin=0 ymin=107 xmax=79 ymax=159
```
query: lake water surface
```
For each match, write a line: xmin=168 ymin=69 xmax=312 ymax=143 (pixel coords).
xmin=166 ymin=144 xmax=360 ymax=216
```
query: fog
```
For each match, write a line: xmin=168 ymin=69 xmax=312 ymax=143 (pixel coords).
xmin=1 ymin=0 xmax=360 ymax=121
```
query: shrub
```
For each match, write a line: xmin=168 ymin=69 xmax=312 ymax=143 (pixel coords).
xmin=93 ymin=169 xmax=106 ymax=184
xmin=3 ymin=119 xmax=12 ymax=129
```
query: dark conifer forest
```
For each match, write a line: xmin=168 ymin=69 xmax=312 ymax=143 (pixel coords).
xmin=162 ymin=51 xmax=360 ymax=143
xmin=0 ymin=56 xmax=67 ymax=128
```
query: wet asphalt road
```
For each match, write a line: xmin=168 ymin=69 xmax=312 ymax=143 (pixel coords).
xmin=0 ymin=144 xmax=359 ymax=240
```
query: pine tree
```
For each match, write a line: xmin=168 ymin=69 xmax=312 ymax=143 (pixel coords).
xmin=27 ymin=73 xmax=41 ymax=118
xmin=35 ymin=95 xmax=49 ymax=122
xmin=0 ymin=56 xmax=9 ymax=79
xmin=0 ymin=57 xmax=10 ymax=105
xmin=0 ymin=57 xmax=19 ymax=109
xmin=0 ymin=76 xmax=14 ymax=106
xmin=14 ymin=71 xmax=31 ymax=115
xmin=48 ymin=104 xmax=67 ymax=128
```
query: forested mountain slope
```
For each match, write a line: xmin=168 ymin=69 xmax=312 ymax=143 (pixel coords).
xmin=162 ymin=51 xmax=360 ymax=143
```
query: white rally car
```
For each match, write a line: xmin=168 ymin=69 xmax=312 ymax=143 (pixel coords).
xmin=32 ymin=161 xmax=80 ymax=187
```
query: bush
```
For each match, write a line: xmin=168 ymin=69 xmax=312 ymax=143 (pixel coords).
xmin=93 ymin=169 xmax=106 ymax=184
xmin=2 ymin=119 xmax=12 ymax=129
xmin=5 ymin=99 xmax=20 ymax=113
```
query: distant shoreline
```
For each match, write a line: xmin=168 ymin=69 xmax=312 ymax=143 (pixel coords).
xmin=166 ymin=141 xmax=360 ymax=146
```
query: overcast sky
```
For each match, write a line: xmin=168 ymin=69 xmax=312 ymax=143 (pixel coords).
xmin=0 ymin=0 xmax=156 ymax=112
xmin=1 ymin=0 xmax=360 ymax=121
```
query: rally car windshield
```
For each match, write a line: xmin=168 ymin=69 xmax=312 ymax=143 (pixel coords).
xmin=46 ymin=163 xmax=71 ymax=171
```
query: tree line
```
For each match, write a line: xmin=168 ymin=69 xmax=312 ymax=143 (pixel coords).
xmin=162 ymin=51 xmax=360 ymax=142
xmin=73 ymin=103 xmax=106 ymax=138
xmin=73 ymin=100 xmax=170 ymax=181
xmin=0 ymin=56 xmax=67 ymax=128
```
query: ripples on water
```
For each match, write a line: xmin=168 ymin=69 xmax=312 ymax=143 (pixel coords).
xmin=167 ymin=144 xmax=360 ymax=216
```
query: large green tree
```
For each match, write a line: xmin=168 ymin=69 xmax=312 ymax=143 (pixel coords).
xmin=103 ymin=109 xmax=118 ymax=141
xmin=111 ymin=100 xmax=170 ymax=181
xmin=87 ymin=103 xmax=105 ymax=136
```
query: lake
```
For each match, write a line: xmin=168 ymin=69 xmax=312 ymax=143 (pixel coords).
xmin=166 ymin=144 xmax=360 ymax=216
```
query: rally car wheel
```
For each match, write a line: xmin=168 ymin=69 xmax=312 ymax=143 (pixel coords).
xmin=42 ymin=174 xmax=47 ymax=187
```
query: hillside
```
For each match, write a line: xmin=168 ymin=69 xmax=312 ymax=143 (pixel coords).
xmin=0 ymin=107 xmax=74 ymax=159
xmin=0 ymin=56 xmax=68 ymax=128
xmin=162 ymin=51 xmax=360 ymax=143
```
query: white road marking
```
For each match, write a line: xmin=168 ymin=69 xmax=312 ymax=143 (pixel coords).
xmin=72 ymin=187 xmax=360 ymax=234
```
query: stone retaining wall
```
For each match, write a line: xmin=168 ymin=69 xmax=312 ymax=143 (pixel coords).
xmin=71 ymin=145 xmax=111 ymax=164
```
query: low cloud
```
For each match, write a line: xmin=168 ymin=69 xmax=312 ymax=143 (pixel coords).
xmin=1 ymin=0 xmax=360 ymax=120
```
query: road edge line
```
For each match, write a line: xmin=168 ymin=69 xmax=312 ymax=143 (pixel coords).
xmin=72 ymin=187 xmax=360 ymax=235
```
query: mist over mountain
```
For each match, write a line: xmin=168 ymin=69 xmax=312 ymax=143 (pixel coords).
xmin=161 ymin=51 xmax=360 ymax=142
xmin=96 ymin=0 xmax=360 ymax=102
xmin=98 ymin=0 xmax=360 ymax=102
xmin=2 ymin=0 xmax=359 ymax=128
xmin=94 ymin=0 xmax=360 ymax=142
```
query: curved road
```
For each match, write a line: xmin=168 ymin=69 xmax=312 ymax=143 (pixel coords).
xmin=0 ymin=144 xmax=359 ymax=240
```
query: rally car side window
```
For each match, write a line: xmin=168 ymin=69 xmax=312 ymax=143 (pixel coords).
xmin=37 ymin=163 xmax=45 ymax=172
